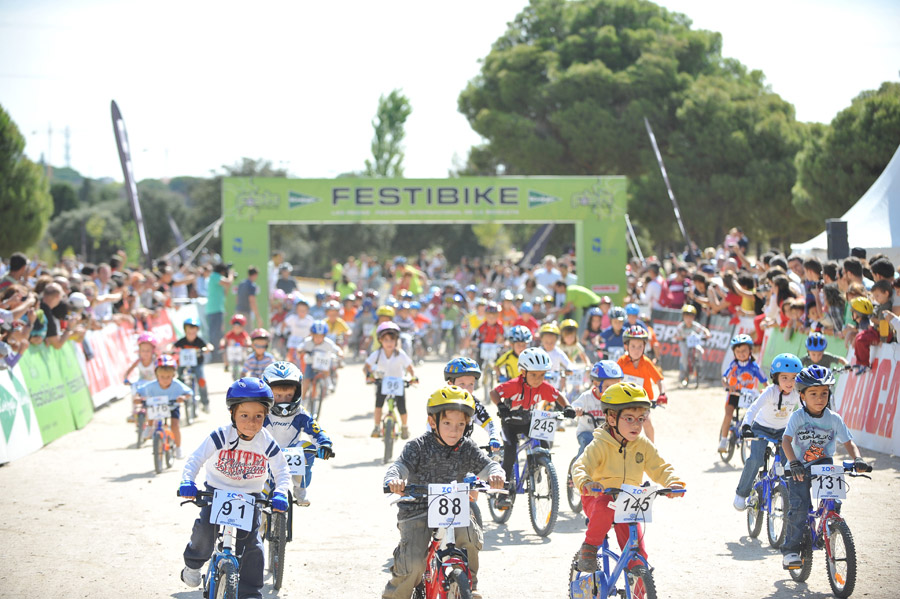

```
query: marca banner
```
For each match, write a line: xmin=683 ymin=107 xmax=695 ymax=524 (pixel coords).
xmin=833 ymin=344 xmax=900 ymax=455
xmin=0 ymin=365 xmax=43 ymax=464
xmin=20 ymin=344 xmax=93 ymax=444
xmin=651 ymin=308 xmax=732 ymax=379
xmin=76 ymin=323 xmax=135 ymax=408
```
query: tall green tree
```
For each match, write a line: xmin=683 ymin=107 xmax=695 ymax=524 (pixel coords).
xmin=792 ymin=81 xmax=900 ymax=220
xmin=50 ymin=182 xmax=79 ymax=217
xmin=0 ymin=105 xmax=54 ymax=255
xmin=364 ymin=90 xmax=412 ymax=177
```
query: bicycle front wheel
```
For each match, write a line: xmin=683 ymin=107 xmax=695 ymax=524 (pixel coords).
xmin=627 ymin=565 xmax=657 ymax=599
xmin=488 ymin=492 xmax=513 ymax=523
xmin=270 ymin=512 xmax=288 ymax=590
xmin=214 ymin=559 xmax=238 ymax=599
xmin=566 ymin=456 xmax=582 ymax=514
xmin=767 ymin=484 xmax=787 ymax=548
xmin=528 ymin=457 xmax=560 ymax=537
xmin=722 ymin=432 xmax=736 ymax=464
xmin=740 ymin=438 xmax=751 ymax=465
xmin=383 ymin=416 xmax=395 ymax=464
xmin=152 ymin=430 xmax=164 ymax=474
xmin=746 ymin=485 xmax=764 ymax=538
xmin=445 ymin=566 xmax=472 ymax=599
xmin=826 ymin=519 xmax=857 ymax=598
xmin=135 ymin=412 xmax=146 ymax=449
xmin=789 ymin=531 xmax=813 ymax=582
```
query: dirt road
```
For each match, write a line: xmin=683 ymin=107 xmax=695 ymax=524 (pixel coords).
xmin=1 ymin=358 xmax=897 ymax=599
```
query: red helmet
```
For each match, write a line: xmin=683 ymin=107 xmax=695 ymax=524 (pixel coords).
xmin=250 ymin=328 xmax=270 ymax=340
xmin=156 ymin=355 xmax=178 ymax=369
xmin=231 ymin=314 xmax=247 ymax=326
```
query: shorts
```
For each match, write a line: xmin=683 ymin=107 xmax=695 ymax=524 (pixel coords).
xmin=304 ymin=365 xmax=329 ymax=381
xmin=375 ymin=389 xmax=407 ymax=415
xmin=170 ymin=405 xmax=181 ymax=420
xmin=726 ymin=394 xmax=739 ymax=408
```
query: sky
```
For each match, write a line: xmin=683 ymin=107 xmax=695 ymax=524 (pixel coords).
xmin=1 ymin=0 xmax=898 ymax=183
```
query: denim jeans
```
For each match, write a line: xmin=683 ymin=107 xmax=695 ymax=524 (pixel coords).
xmin=576 ymin=431 xmax=593 ymax=457
xmin=782 ymin=458 xmax=835 ymax=555
xmin=735 ymin=423 xmax=785 ymax=498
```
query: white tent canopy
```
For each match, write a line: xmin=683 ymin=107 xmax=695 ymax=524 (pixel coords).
xmin=793 ymin=143 xmax=900 ymax=265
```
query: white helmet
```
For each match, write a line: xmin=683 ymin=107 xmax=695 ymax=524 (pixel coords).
xmin=517 ymin=347 xmax=552 ymax=372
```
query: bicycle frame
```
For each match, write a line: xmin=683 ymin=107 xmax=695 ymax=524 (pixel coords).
xmin=751 ymin=435 xmax=784 ymax=509
xmin=510 ymin=436 xmax=549 ymax=495
xmin=571 ymin=525 xmax=649 ymax=599
xmin=422 ymin=525 xmax=471 ymax=599
xmin=206 ymin=525 xmax=242 ymax=599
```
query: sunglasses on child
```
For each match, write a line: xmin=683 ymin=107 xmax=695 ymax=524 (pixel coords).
xmin=252 ymin=342 xmax=268 ymax=349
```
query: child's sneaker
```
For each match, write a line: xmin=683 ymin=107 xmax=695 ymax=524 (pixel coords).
xmin=175 ymin=446 xmax=184 ymax=460
xmin=400 ymin=426 xmax=410 ymax=440
xmin=126 ymin=414 xmax=135 ymax=423
xmin=293 ymin=485 xmax=310 ymax=507
xmin=732 ymin=494 xmax=748 ymax=511
xmin=717 ymin=437 xmax=728 ymax=453
xmin=371 ymin=426 xmax=382 ymax=438
xmin=576 ymin=543 xmax=599 ymax=572
xmin=782 ymin=553 xmax=802 ymax=569
xmin=181 ymin=566 xmax=201 ymax=587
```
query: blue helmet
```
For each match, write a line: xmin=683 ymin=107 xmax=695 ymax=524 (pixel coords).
xmin=310 ymin=320 xmax=329 ymax=335
xmin=591 ymin=360 xmax=624 ymax=381
xmin=805 ymin=333 xmax=828 ymax=352
xmin=625 ymin=303 xmax=640 ymax=316
xmin=315 ymin=289 xmax=327 ymax=301
xmin=444 ymin=357 xmax=482 ymax=381
xmin=293 ymin=295 xmax=310 ymax=306
xmin=183 ymin=317 xmax=201 ymax=328
xmin=770 ymin=353 xmax=803 ymax=375
xmin=453 ymin=293 xmax=465 ymax=303
xmin=586 ymin=307 xmax=603 ymax=318
xmin=730 ymin=334 xmax=754 ymax=348
xmin=409 ymin=300 xmax=421 ymax=310
xmin=520 ymin=302 xmax=533 ymax=314
xmin=795 ymin=364 xmax=835 ymax=393
xmin=225 ymin=377 xmax=274 ymax=410
xmin=465 ymin=285 xmax=478 ymax=294
xmin=507 ymin=325 xmax=533 ymax=343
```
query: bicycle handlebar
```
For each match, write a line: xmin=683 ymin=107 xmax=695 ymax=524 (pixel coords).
xmin=383 ymin=477 xmax=508 ymax=497
xmin=586 ymin=485 xmax=686 ymax=498
xmin=176 ymin=489 xmax=273 ymax=508
xmin=745 ymin=433 xmax=782 ymax=445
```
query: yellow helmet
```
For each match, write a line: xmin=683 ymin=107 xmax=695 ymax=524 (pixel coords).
xmin=427 ymin=385 xmax=475 ymax=418
xmin=681 ymin=305 xmax=697 ymax=315
xmin=539 ymin=322 xmax=560 ymax=336
xmin=376 ymin=305 xmax=396 ymax=318
xmin=600 ymin=382 xmax=652 ymax=412
xmin=850 ymin=296 xmax=874 ymax=316
xmin=560 ymin=319 xmax=579 ymax=330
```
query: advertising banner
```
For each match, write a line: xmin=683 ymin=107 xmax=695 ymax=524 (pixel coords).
xmin=651 ymin=308 xmax=733 ymax=380
xmin=141 ymin=309 xmax=177 ymax=346
xmin=758 ymin=328 xmax=846 ymax=372
xmin=19 ymin=345 xmax=79 ymax=444
xmin=0 ymin=365 xmax=43 ymax=464
xmin=58 ymin=343 xmax=93 ymax=429
xmin=77 ymin=324 xmax=136 ymax=408
xmin=720 ymin=315 xmax=758 ymax=376
xmin=833 ymin=344 xmax=900 ymax=456
xmin=167 ymin=301 xmax=205 ymax=340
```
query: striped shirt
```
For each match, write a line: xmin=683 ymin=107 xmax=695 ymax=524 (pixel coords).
xmin=242 ymin=352 xmax=276 ymax=379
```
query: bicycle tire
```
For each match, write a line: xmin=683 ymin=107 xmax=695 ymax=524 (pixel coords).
xmin=315 ymin=378 xmax=327 ymax=420
xmin=481 ymin=367 xmax=494 ymax=406
xmin=740 ymin=438 xmax=750 ymax=465
xmin=746 ymin=485 xmax=764 ymax=538
xmin=231 ymin=363 xmax=240 ymax=382
xmin=470 ymin=500 xmax=483 ymax=529
xmin=270 ymin=511 xmax=288 ymax=590
xmin=135 ymin=412 xmax=146 ymax=449
xmin=153 ymin=430 xmax=164 ymax=474
xmin=789 ymin=531 xmax=813 ymax=582
xmin=767 ymin=484 xmax=787 ymax=548
xmin=627 ymin=565 xmax=657 ymax=599
xmin=722 ymin=431 xmax=736 ymax=464
xmin=567 ymin=456 xmax=582 ymax=514
xmin=383 ymin=416 xmax=395 ymax=464
xmin=692 ymin=358 xmax=700 ymax=389
xmin=183 ymin=397 xmax=193 ymax=427
xmin=446 ymin=566 xmax=472 ymax=599
xmin=214 ymin=559 xmax=238 ymax=599
xmin=412 ymin=583 xmax=426 ymax=599
xmin=825 ymin=519 xmax=857 ymax=598
xmin=164 ymin=437 xmax=174 ymax=469
xmin=488 ymin=492 xmax=513 ymax=523
xmin=528 ymin=456 xmax=559 ymax=537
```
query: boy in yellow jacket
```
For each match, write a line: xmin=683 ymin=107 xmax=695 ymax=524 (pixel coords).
xmin=571 ymin=382 xmax=685 ymax=572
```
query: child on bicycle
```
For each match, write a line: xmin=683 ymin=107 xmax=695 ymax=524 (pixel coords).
xmin=800 ymin=332 xmax=848 ymax=369
xmin=489 ymin=347 xmax=576 ymax=507
xmin=124 ymin=332 xmax=158 ymax=422
xmin=370 ymin=304 xmax=397 ymax=351
xmin=572 ymin=382 xmax=685 ymax=573
xmin=494 ymin=325 xmax=532 ymax=383
xmin=177 ymin=378 xmax=291 ymax=596
xmin=365 ymin=321 xmax=417 ymax=439
xmin=512 ymin=301 xmax=539 ymax=335
xmin=137 ymin=355 xmax=192 ymax=458
xmin=720 ymin=334 xmax=767 ymax=453
xmin=674 ymin=305 xmax=711 ymax=386
xmin=241 ymin=328 xmax=275 ymax=379
xmin=732 ymin=353 xmax=803 ymax=511
xmin=383 ymin=386 xmax=505 ymax=599
xmin=559 ymin=318 xmax=590 ymax=366
xmin=172 ymin=317 xmax=213 ymax=412
xmin=617 ymin=326 xmax=666 ymax=442
xmin=222 ymin=313 xmax=251 ymax=371
xmin=581 ymin=306 xmax=606 ymax=358
xmin=781 ymin=365 xmax=869 ymax=570
xmin=323 ymin=300 xmax=351 ymax=348
xmin=571 ymin=360 xmax=623 ymax=456
xmin=443 ymin=357 xmax=502 ymax=451
xmin=538 ymin=321 xmax=572 ymax=393
xmin=471 ymin=302 xmax=504 ymax=363
xmin=298 ymin=320 xmax=343 ymax=403
xmin=262 ymin=361 xmax=334 ymax=506
xmin=598 ymin=306 xmax=627 ymax=359
xmin=285 ymin=296 xmax=314 ymax=366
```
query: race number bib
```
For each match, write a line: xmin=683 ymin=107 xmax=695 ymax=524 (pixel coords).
xmin=528 ymin=410 xmax=558 ymax=442
xmin=738 ymin=389 xmax=759 ymax=409
xmin=810 ymin=464 xmax=847 ymax=501
xmin=180 ymin=348 xmax=198 ymax=367
xmin=613 ymin=484 xmax=658 ymax=524
xmin=622 ymin=374 xmax=643 ymax=387
xmin=381 ymin=376 xmax=405 ymax=397
xmin=686 ymin=334 xmax=702 ymax=349
xmin=363 ymin=323 xmax=375 ymax=336
xmin=226 ymin=345 xmax=244 ymax=362
xmin=210 ymin=489 xmax=256 ymax=531
xmin=427 ymin=482 xmax=470 ymax=528
xmin=441 ymin=319 xmax=455 ymax=330
xmin=607 ymin=347 xmax=625 ymax=361
xmin=312 ymin=352 xmax=332 ymax=372
xmin=282 ymin=446 xmax=307 ymax=475
xmin=145 ymin=396 xmax=171 ymax=420
xmin=480 ymin=343 xmax=501 ymax=362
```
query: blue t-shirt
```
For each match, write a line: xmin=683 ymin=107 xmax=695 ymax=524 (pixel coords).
xmin=784 ymin=407 xmax=852 ymax=465
xmin=599 ymin=326 xmax=624 ymax=349
xmin=136 ymin=379 xmax=193 ymax=402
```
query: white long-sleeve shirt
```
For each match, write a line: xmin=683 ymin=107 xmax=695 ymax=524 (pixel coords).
xmin=571 ymin=387 xmax=606 ymax=434
xmin=182 ymin=424 xmax=291 ymax=496
xmin=741 ymin=384 xmax=801 ymax=431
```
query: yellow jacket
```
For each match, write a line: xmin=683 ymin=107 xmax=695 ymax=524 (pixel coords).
xmin=571 ymin=427 xmax=682 ymax=493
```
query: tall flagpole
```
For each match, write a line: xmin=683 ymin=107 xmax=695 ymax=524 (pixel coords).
xmin=643 ymin=117 xmax=692 ymax=249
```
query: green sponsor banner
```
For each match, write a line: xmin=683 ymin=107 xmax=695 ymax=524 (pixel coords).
xmin=58 ymin=343 xmax=93 ymax=429
xmin=761 ymin=329 xmax=846 ymax=380
xmin=222 ymin=177 xmax=628 ymax=322
xmin=0 ymin=365 xmax=43 ymax=464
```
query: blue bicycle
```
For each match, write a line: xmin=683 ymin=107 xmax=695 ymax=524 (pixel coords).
xmin=487 ymin=411 xmax=561 ymax=537
xmin=745 ymin=433 xmax=788 ymax=547
xmin=179 ymin=490 xmax=275 ymax=599
xmin=569 ymin=484 xmax=685 ymax=599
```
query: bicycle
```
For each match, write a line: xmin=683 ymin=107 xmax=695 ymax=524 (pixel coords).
xmin=566 ymin=365 xmax=588 ymax=403
xmin=385 ymin=477 xmax=507 ymax=599
xmin=721 ymin=390 xmax=755 ymax=465
xmin=478 ymin=342 xmax=501 ymax=404
xmin=305 ymin=351 xmax=333 ymax=420
xmin=132 ymin=382 xmax=150 ymax=449
xmin=567 ymin=415 xmax=604 ymax=515
xmin=569 ymin=483 xmax=686 ymax=599
xmin=225 ymin=343 xmax=246 ymax=382
xmin=178 ymin=489 xmax=276 ymax=599
xmin=178 ymin=347 xmax=205 ymax=422
xmin=682 ymin=333 xmax=703 ymax=389
xmin=488 ymin=410 xmax=562 ymax=537
xmin=787 ymin=462 xmax=872 ymax=598
xmin=744 ymin=433 xmax=788 ymax=548
xmin=440 ymin=318 xmax=458 ymax=359
xmin=370 ymin=374 xmax=415 ymax=464
xmin=140 ymin=395 xmax=181 ymax=474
